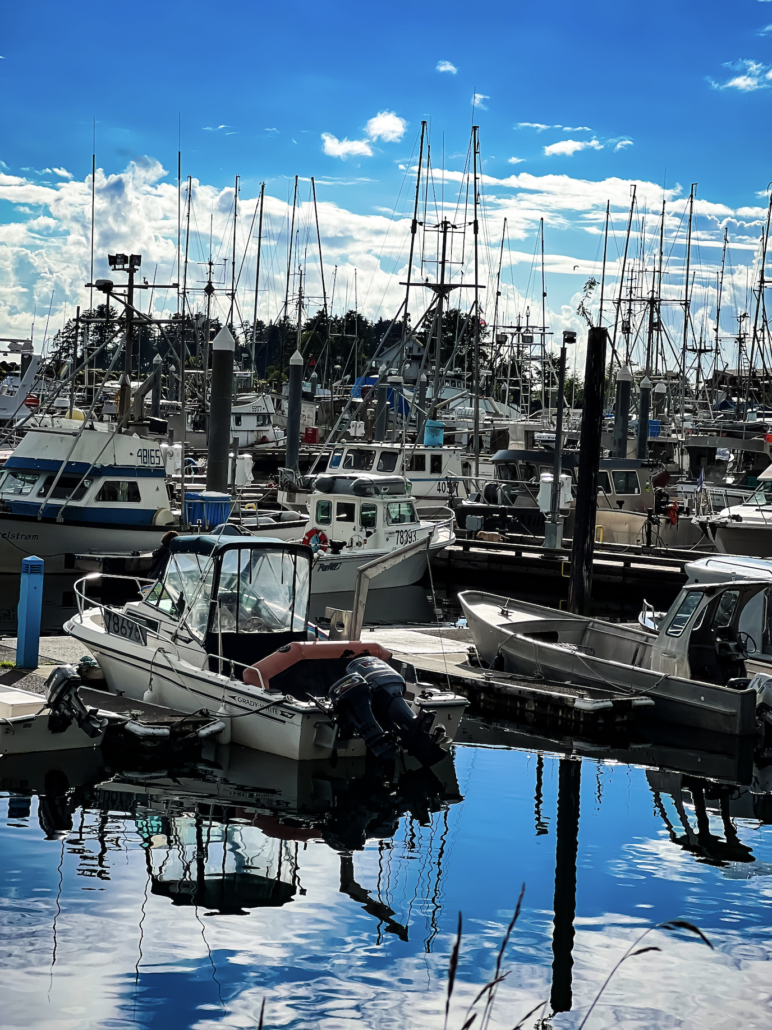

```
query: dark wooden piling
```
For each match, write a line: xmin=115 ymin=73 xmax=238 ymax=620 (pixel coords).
xmin=568 ymin=326 xmax=608 ymax=614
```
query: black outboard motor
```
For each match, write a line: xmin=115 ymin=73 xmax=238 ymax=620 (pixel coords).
xmin=346 ymin=656 xmax=446 ymax=767
xmin=45 ymin=665 xmax=106 ymax=738
xmin=328 ymin=671 xmax=396 ymax=760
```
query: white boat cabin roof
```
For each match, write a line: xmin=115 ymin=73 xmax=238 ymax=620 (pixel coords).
xmin=312 ymin=473 xmax=411 ymax=497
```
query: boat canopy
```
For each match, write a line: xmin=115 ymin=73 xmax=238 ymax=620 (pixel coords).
xmin=169 ymin=534 xmax=305 ymax=557
xmin=312 ymin=473 xmax=410 ymax=497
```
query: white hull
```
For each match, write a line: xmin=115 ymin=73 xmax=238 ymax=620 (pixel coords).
xmin=0 ymin=515 xmax=166 ymax=574
xmin=310 ymin=546 xmax=433 ymax=593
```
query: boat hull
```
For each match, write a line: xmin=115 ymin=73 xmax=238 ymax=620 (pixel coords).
xmin=0 ymin=514 xmax=166 ymax=574
xmin=460 ymin=590 xmax=758 ymax=737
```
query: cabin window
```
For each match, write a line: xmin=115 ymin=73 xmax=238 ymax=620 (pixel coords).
xmin=611 ymin=470 xmax=640 ymax=495
xmin=431 ymin=454 xmax=442 ymax=474
xmin=316 ymin=500 xmax=332 ymax=525
xmin=386 ymin=501 xmax=418 ymax=525
xmin=596 ymin=471 xmax=612 ymax=495
xmin=361 ymin=503 xmax=377 ymax=529
xmin=713 ymin=590 xmax=739 ymax=629
xmin=257 ymin=413 xmax=269 ymax=426
xmin=95 ymin=481 xmax=141 ymax=503
xmin=666 ymin=591 xmax=702 ymax=637
xmin=0 ymin=471 xmax=39 ymax=495
xmin=377 ymin=451 xmax=398 ymax=473
xmin=216 ymin=548 xmax=308 ymax=634
xmin=336 ymin=502 xmax=356 ymax=522
xmin=234 ymin=415 xmax=242 ymax=426
xmin=409 ymin=454 xmax=426 ymax=472
xmin=37 ymin=474 xmax=93 ymax=501
xmin=328 ymin=448 xmax=344 ymax=470
xmin=342 ymin=449 xmax=374 ymax=471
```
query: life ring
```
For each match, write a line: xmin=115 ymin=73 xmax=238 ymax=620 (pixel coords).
xmin=260 ymin=436 xmax=270 ymax=444
xmin=302 ymin=527 xmax=329 ymax=553
xmin=23 ymin=395 xmax=40 ymax=408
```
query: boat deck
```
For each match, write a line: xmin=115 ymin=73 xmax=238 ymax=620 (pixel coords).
xmin=365 ymin=624 xmax=652 ymax=735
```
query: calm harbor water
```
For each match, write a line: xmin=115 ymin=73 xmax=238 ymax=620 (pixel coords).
xmin=2 ymin=722 xmax=772 ymax=1029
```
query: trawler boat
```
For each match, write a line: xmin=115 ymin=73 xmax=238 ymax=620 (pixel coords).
xmin=64 ymin=534 xmax=467 ymax=762
xmin=299 ymin=472 xmax=455 ymax=593
xmin=459 ymin=581 xmax=771 ymax=736
xmin=0 ymin=423 xmax=175 ymax=573
xmin=0 ymin=341 xmax=41 ymax=424
xmin=278 ymin=442 xmax=469 ymax=510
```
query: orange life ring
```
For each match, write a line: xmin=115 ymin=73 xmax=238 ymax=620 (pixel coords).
xmin=302 ymin=527 xmax=329 ymax=553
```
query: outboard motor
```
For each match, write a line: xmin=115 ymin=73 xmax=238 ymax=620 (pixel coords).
xmin=45 ymin=665 xmax=106 ymax=738
xmin=328 ymin=671 xmax=396 ymax=759
xmin=347 ymin=656 xmax=446 ymax=767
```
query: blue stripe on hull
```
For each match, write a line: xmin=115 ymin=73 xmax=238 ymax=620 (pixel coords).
xmin=5 ymin=502 xmax=156 ymax=525
xmin=4 ymin=457 xmax=166 ymax=477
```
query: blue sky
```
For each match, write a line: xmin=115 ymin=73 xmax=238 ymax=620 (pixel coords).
xmin=2 ymin=0 xmax=771 ymax=361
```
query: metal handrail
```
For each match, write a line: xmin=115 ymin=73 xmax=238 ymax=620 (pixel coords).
xmin=74 ymin=573 xmax=156 ymax=618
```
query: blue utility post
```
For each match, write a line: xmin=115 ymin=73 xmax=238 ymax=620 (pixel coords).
xmin=17 ymin=556 xmax=44 ymax=669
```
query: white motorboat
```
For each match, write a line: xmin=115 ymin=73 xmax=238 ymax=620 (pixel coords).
xmin=0 ymin=423 xmax=175 ymax=573
xmin=459 ymin=580 xmax=772 ymax=736
xmin=64 ymin=534 xmax=467 ymax=762
xmin=296 ymin=472 xmax=455 ymax=593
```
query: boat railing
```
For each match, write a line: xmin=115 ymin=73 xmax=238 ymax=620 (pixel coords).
xmin=74 ymin=573 xmax=157 ymax=619
xmin=429 ymin=514 xmax=456 ymax=546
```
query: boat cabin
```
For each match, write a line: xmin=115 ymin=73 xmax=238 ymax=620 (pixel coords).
xmin=326 ymin=443 xmax=464 ymax=499
xmin=139 ymin=535 xmax=312 ymax=671
xmin=0 ymin=426 xmax=173 ymax=526
xmin=308 ymin=473 xmax=420 ymax=548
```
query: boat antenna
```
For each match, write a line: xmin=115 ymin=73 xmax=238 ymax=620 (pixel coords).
xmin=252 ymin=181 xmax=266 ymax=368
xmin=473 ymin=124 xmax=481 ymax=478
xmin=680 ymin=183 xmax=696 ymax=422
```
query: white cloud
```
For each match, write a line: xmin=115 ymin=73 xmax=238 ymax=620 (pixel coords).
xmin=615 ymin=140 xmax=633 ymax=151
xmin=436 ymin=60 xmax=457 ymax=74
xmin=51 ymin=167 xmax=73 ymax=179
xmin=758 ymin=23 xmax=772 ymax=33
xmin=712 ymin=58 xmax=772 ymax=90
xmin=265 ymin=127 xmax=279 ymax=133
xmin=562 ymin=125 xmax=592 ymax=132
xmin=321 ymin=133 xmax=373 ymax=158
xmin=508 ymin=157 xmax=525 ymax=164
xmin=473 ymin=93 xmax=489 ymax=109
xmin=517 ymin=122 xmax=551 ymax=131
xmin=202 ymin=124 xmax=231 ymax=131
xmin=365 ymin=110 xmax=407 ymax=143
xmin=544 ymin=138 xmax=604 ymax=157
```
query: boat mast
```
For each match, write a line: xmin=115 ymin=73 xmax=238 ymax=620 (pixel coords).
xmin=679 ymin=184 xmax=696 ymax=422
xmin=283 ymin=175 xmax=298 ymax=375
xmin=540 ymin=218 xmax=546 ymax=415
xmin=473 ymin=124 xmax=481 ymax=478
xmin=229 ymin=175 xmax=239 ymax=326
xmin=744 ymin=188 xmax=772 ymax=416
xmin=404 ymin=121 xmax=427 ymax=339
xmin=714 ymin=226 xmax=728 ymax=407
xmin=610 ymin=186 xmax=636 ymax=373
xmin=251 ymin=181 xmax=266 ymax=369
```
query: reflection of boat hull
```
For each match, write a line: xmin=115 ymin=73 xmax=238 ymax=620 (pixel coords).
xmin=0 ymin=514 xmax=166 ymax=574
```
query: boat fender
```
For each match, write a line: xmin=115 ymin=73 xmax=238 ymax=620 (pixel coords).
xmin=197 ymin=719 xmax=227 ymax=739
xmin=328 ymin=671 xmax=395 ymax=759
xmin=124 ymin=721 xmax=171 ymax=739
xmin=215 ymin=705 xmax=232 ymax=744
xmin=152 ymin=508 xmax=175 ymax=526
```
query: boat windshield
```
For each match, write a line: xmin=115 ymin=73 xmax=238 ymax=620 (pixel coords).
xmin=216 ymin=548 xmax=309 ymax=634
xmin=746 ymin=482 xmax=772 ymax=506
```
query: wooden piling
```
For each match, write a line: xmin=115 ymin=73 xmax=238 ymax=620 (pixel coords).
xmin=568 ymin=326 xmax=607 ymax=614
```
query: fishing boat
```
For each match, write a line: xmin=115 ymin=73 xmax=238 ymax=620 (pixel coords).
xmin=458 ymin=581 xmax=772 ymax=735
xmin=64 ymin=534 xmax=467 ymax=762
xmin=0 ymin=423 xmax=175 ymax=573
xmin=297 ymin=472 xmax=455 ymax=593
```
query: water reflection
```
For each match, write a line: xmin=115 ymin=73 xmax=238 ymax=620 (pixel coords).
xmin=2 ymin=727 xmax=772 ymax=1027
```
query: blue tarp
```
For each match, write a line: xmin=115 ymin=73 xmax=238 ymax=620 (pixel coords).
xmin=350 ymin=376 xmax=410 ymax=416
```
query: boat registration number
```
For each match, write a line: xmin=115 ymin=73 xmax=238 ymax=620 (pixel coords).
xmin=104 ymin=610 xmax=147 ymax=645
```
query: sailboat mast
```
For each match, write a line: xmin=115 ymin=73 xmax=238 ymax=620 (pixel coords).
xmin=283 ymin=175 xmax=299 ymax=374
xmin=472 ymin=125 xmax=481 ymax=478
xmin=610 ymin=186 xmax=636 ymax=372
xmin=598 ymin=201 xmax=610 ymax=326
xmin=744 ymin=189 xmax=772 ymax=417
xmin=540 ymin=218 xmax=546 ymax=415
xmin=680 ymin=184 xmax=696 ymax=422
